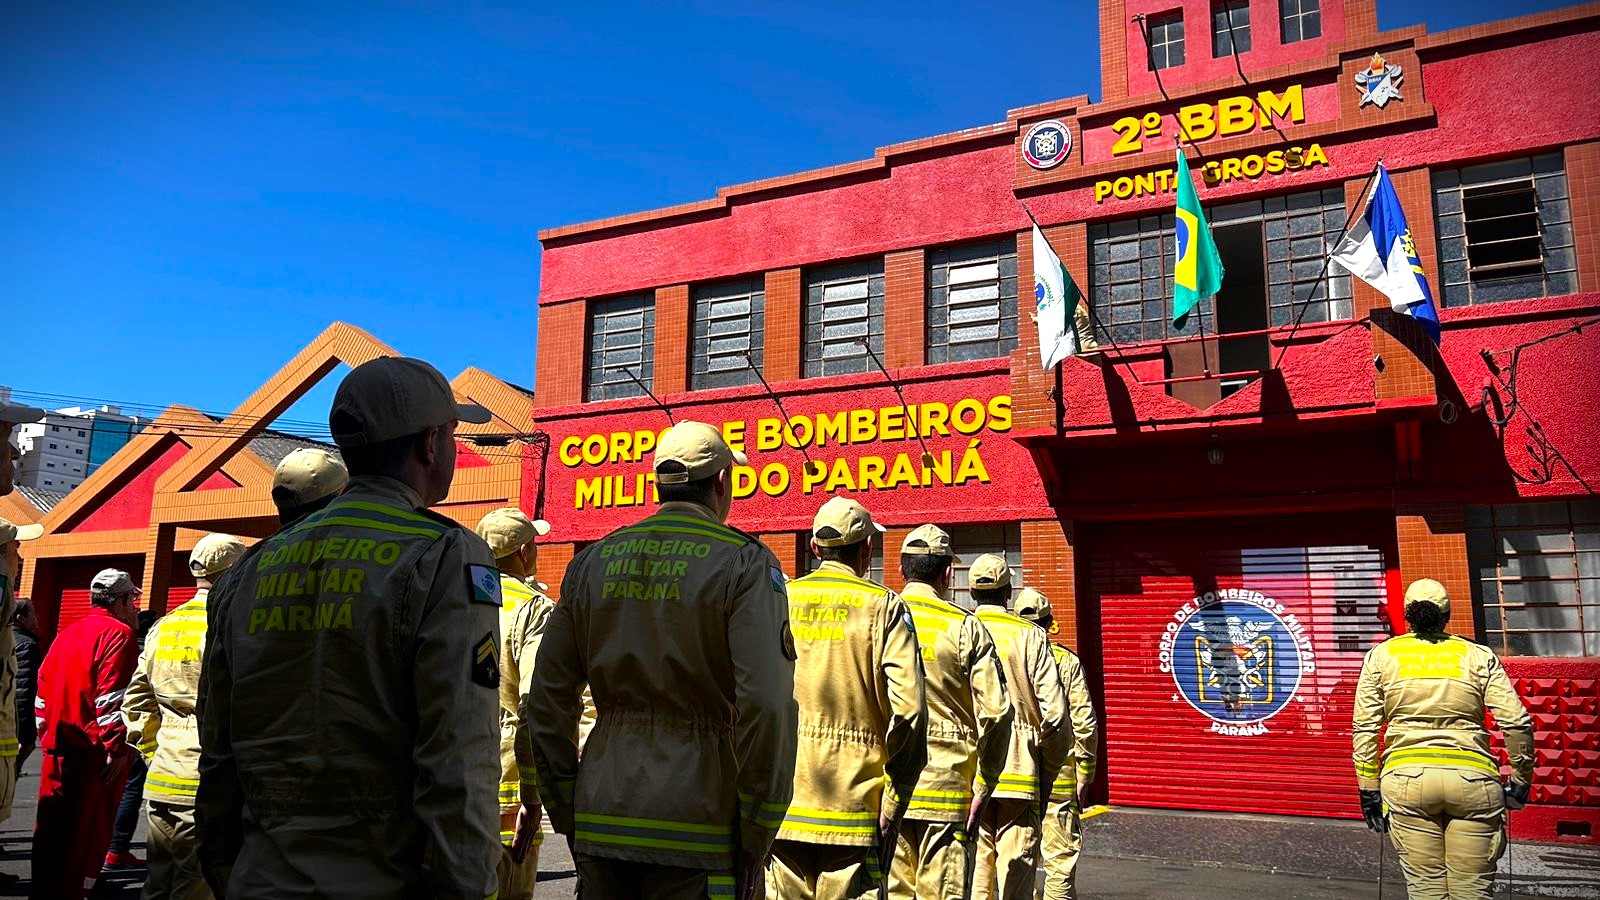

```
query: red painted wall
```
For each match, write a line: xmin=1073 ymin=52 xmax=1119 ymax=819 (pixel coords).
xmin=1118 ymin=0 xmax=1348 ymax=100
xmin=1501 ymin=657 xmax=1600 ymax=842
xmin=71 ymin=439 xmax=191 ymax=532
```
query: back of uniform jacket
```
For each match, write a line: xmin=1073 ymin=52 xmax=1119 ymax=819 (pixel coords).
xmin=975 ymin=607 xmax=1066 ymax=801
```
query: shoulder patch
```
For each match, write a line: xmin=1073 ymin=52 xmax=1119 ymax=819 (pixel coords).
xmin=780 ymin=620 xmax=797 ymax=661
xmin=770 ymin=565 xmax=788 ymax=594
xmin=471 ymin=631 xmax=500 ymax=688
xmin=468 ymin=565 xmax=503 ymax=607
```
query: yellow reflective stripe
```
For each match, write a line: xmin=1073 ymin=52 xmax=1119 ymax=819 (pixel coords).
xmin=291 ymin=516 xmax=443 ymax=539
xmin=518 ymin=766 xmax=540 ymax=780
xmin=905 ymin=598 xmax=963 ymax=619
xmin=707 ymin=874 xmax=736 ymax=897
xmin=574 ymin=812 xmax=732 ymax=854
xmin=780 ymin=807 xmax=876 ymax=835
xmin=613 ymin=521 xmax=745 ymax=547
xmin=1354 ymin=760 xmax=1380 ymax=776
xmin=650 ymin=514 xmax=745 ymax=542
xmin=575 ymin=812 xmax=731 ymax=836
xmin=738 ymin=793 xmax=788 ymax=829
xmin=147 ymin=775 xmax=199 ymax=795
xmin=575 ymin=831 xmax=732 ymax=855
xmin=337 ymin=500 xmax=437 ymax=525
xmin=1384 ymin=748 xmax=1500 ymax=775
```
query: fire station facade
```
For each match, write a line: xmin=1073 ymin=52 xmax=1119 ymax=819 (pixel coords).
xmin=531 ymin=1 xmax=1600 ymax=841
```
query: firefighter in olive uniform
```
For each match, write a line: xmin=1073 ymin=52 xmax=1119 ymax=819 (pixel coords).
xmin=124 ymin=532 xmax=247 ymax=899
xmin=768 ymin=496 xmax=927 ymax=900
xmin=196 ymin=357 xmax=501 ymax=899
xmin=1353 ymin=578 xmax=1535 ymax=900
xmin=969 ymin=557 xmax=1066 ymax=900
xmin=525 ymin=421 xmax=798 ymax=900
xmin=888 ymin=525 xmax=1011 ymax=900
xmin=1012 ymin=589 xmax=1096 ymax=900
xmin=474 ymin=507 xmax=555 ymax=900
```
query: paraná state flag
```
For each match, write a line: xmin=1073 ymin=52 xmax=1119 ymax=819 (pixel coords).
xmin=1330 ymin=163 xmax=1442 ymax=343
xmin=1173 ymin=146 xmax=1225 ymax=330
xmin=1032 ymin=222 xmax=1082 ymax=369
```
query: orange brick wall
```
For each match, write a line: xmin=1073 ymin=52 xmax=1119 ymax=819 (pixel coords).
xmin=654 ymin=285 xmax=690 ymax=395
xmin=534 ymin=541 xmax=578 ymax=599
xmin=1011 ymin=224 xmax=1080 ymax=432
xmin=885 ymin=250 xmax=927 ymax=371
xmin=1099 ymin=0 xmax=1129 ymax=103
xmin=1354 ymin=167 xmax=1439 ymax=401
xmin=1022 ymin=519 xmax=1079 ymax=651
xmin=880 ymin=526 xmax=913 ymax=593
xmin=765 ymin=269 xmax=802 ymax=383
xmin=762 ymin=533 xmax=801 ymax=578
xmin=1565 ymin=142 xmax=1600 ymax=293
xmin=535 ymin=300 xmax=586 ymax=409
xmin=1395 ymin=505 xmax=1476 ymax=638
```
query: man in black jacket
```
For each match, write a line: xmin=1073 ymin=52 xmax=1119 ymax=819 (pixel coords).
xmin=10 ymin=599 xmax=40 ymax=767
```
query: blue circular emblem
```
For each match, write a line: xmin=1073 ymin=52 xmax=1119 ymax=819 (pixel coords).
xmin=1165 ymin=594 xmax=1306 ymax=727
xmin=1022 ymin=120 xmax=1071 ymax=170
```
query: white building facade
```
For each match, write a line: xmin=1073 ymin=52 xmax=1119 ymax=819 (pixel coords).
xmin=15 ymin=405 xmax=150 ymax=492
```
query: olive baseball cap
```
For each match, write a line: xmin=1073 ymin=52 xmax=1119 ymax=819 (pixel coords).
xmin=476 ymin=507 xmax=551 ymax=558
xmin=1404 ymin=578 xmax=1449 ymax=610
xmin=812 ymin=496 xmax=884 ymax=547
xmin=190 ymin=534 xmax=247 ymax=578
xmin=329 ymin=357 xmax=490 ymax=448
xmin=653 ymin=421 xmax=747 ymax=484
xmin=968 ymin=554 xmax=1012 ymax=590
xmin=1013 ymin=587 xmax=1051 ymax=623
xmin=0 ymin=517 xmax=44 ymax=543
xmin=901 ymin=524 xmax=960 ymax=562
xmin=91 ymin=568 xmax=139 ymax=597
xmin=273 ymin=448 xmax=349 ymax=511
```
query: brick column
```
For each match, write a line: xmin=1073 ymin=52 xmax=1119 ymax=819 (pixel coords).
xmin=1098 ymin=0 xmax=1129 ymax=103
xmin=535 ymin=300 xmax=587 ymax=408
xmin=654 ymin=285 xmax=690 ymax=395
xmin=534 ymin=542 xmax=577 ymax=600
xmin=1021 ymin=519 xmax=1079 ymax=651
xmin=1395 ymin=505 xmax=1476 ymax=638
xmin=1011 ymin=224 xmax=1081 ymax=433
xmin=1564 ymin=142 xmax=1600 ymax=293
xmin=1356 ymin=167 xmax=1439 ymax=401
xmin=765 ymin=269 xmax=802 ymax=383
xmin=142 ymin=523 xmax=176 ymax=613
xmin=885 ymin=250 xmax=926 ymax=371
xmin=880 ymin=527 xmax=913 ymax=593
xmin=762 ymin=533 xmax=800 ymax=578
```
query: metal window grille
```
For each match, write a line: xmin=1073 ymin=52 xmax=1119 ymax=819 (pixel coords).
xmin=1148 ymin=11 xmax=1186 ymax=70
xmin=1279 ymin=0 xmax=1321 ymax=43
xmin=927 ymin=239 xmax=1020 ymax=364
xmin=691 ymin=278 xmax=765 ymax=390
xmin=1433 ymin=153 xmax=1575 ymax=307
xmin=1212 ymin=0 xmax=1250 ymax=57
xmin=946 ymin=524 xmax=1024 ymax=610
xmin=803 ymin=538 xmax=885 ymax=584
xmin=1467 ymin=500 xmax=1600 ymax=657
xmin=585 ymin=294 xmax=655 ymax=402
xmin=804 ymin=259 xmax=885 ymax=378
xmin=1262 ymin=188 xmax=1352 ymax=327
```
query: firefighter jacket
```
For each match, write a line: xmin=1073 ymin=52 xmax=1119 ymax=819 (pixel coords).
xmin=196 ymin=476 xmax=502 ymax=900
xmin=500 ymin=575 xmax=553 ymax=816
xmin=124 ymin=589 xmax=211 ymax=805
xmin=1042 ymin=643 xmax=1097 ymax=802
xmin=899 ymin=581 xmax=1011 ymax=823
xmin=524 ymin=502 xmax=798 ymax=870
xmin=778 ymin=561 xmax=927 ymax=846
xmin=35 ymin=606 xmax=139 ymax=756
xmin=973 ymin=606 xmax=1066 ymax=802
xmin=1352 ymin=632 xmax=1535 ymax=792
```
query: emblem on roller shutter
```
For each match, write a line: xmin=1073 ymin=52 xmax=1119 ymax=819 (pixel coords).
xmin=1157 ymin=590 xmax=1316 ymax=736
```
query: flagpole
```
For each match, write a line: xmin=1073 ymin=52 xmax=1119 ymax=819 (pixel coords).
xmin=1177 ymin=138 xmax=1216 ymax=383
xmin=1270 ymin=156 xmax=1388 ymax=371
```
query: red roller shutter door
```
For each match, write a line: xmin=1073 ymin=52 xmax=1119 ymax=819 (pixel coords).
xmin=163 ymin=587 xmax=199 ymax=613
xmin=56 ymin=590 xmax=94 ymax=636
xmin=1090 ymin=515 xmax=1392 ymax=819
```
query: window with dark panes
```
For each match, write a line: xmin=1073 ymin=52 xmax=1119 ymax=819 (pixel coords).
xmin=1212 ymin=0 xmax=1250 ymax=56
xmin=803 ymin=535 xmax=885 ymax=584
xmin=946 ymin=524 xmax=1024 ymax=610
xmin=585 ymin=294 xmax=655 ymax=402
xmin=804 ymin=259 xmax=884 ymax=378
xmin=1468 ymin=501 xmax=1600 ymax=657
xmin=1433 ymin=154 xmax=1575 ymax=307
xmin=1147 ymin=11 xmax=1186 ymax=70
xmin=1279 ymin=0 xmax=1321 ymax=42
xmin=927 ymin=239 xmax=1020 ymax=364
xmin=691 ymin=278 xmax=765 ymax=390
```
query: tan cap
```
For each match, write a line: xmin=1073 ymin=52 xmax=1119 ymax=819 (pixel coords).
xmin=91 ymin=568 xmax=138 ymax=597
xmin=968 ymin=553 xmax=1012 ymax=590
xmin=0 ymin=517 xmax=43 ymax=544
xmin=812 ymin=496 xmax=885 ymax=547
xmin=329 ymin=357 xmax=490 ymax=448
xmin=653 ymin=421 xmax=747 ymax=484
xmin=1013 ymin=587 xmax=1051 ymax=623
xmin=189 ymin=533 xmax=247 ymax=578
xmin=273 ymin=448 xmax=349 ymax=511
xmin=475 ymin=507 xmax=551 ymax=558
xmin=901 ymin=524 xmax=960 ymax=562
xmin=0 ymin=400 xmax=45 ymax=426
xmin=1404 ymin=578 xmax=1449 ymax=610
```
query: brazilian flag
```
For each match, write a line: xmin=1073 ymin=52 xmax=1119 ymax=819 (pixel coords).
xmin=1173 ymin=146 xmax=1225 ymax=330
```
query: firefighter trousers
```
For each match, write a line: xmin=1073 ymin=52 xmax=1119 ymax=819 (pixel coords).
xmin=1381 ymin=767 xmax=1506 ymax=900
xmin=888 ymin=818 xmax=968 ymax=900
xmin=32 ymin=750 xmax=130 ymax=900
xmin=575 ymin=852 xmax=733 ymax=900
xmin=497 ymin=811 xmax=542 ymax=900
xmin=766 ymin=839 xmax=883 ymax=900
xmin=973 ymin=798 xmax=1041 ymax=900
xmin=143 ymin=801 xmax=210 ymax=900
xmin=1038 ymin=797 xmax=1081 ymax=900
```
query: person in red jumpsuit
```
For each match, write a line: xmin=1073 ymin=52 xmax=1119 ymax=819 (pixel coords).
xmin=31 ymin=568 xmax=141 ymax=900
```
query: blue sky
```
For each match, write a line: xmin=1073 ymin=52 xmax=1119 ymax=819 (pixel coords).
xmin=0 ymin=0 xmax=1568 ymax=435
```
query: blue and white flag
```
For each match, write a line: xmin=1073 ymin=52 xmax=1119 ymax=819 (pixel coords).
xmin=1330 ymin=163 xmax=1442 ymax=343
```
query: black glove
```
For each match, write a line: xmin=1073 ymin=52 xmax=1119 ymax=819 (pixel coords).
xmin=1359 ymin=789 xmax=1388 ymax=833
xmin=1504 ymin=780 xmax=1530 ymax=811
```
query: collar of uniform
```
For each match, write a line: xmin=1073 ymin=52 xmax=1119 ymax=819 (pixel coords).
xmin=900 ymin=581 xmax=946 ymax=602
xmin=342 ymin=474 xmax=425 ymax=511
xmin=814 ymin=560 xmax=868 ymax=579
xmin=654 ymin=501 xmax=722 ymax=524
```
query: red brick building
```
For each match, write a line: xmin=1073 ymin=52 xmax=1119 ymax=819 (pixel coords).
xmin=530 ymin=0 xmax=1600 ymax=841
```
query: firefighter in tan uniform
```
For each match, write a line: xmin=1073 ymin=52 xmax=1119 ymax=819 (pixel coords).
xmin=1353 ymin=578 xmax=1535 ymax=900
xmin=888 ymin=525 xmax=1011 ymax=900
xmin=969 ymin=557 xmax=1066 ymax=900
xmin=123 ymin=533 xmax=247 ymax=899
xmin=525 ymin=421 xmax=798 ymax=900
xmin=1 ymin=515 xmax=45 ymax=833
xmin=197 ymin=357 xmax=502 ymax=899
xmin=1012 ymin=589 xmax=1096 ymax=900
xmin=768 ymin=497 xmax=927 ymax=900
xmin=474 ymin=507 xmax=555 ymax=900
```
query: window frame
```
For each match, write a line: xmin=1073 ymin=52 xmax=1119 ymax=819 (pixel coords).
xmin=926 ymin=238 xmax=1021 ymax=364
xmin=690 ymin=277 xmax=766 ymax=391
xmin=1467 ymin=500 xmax=1600 ymax=658
xmin=803 ymin=258 xmax=886 ymax=379
xmin=1147 ymin=10 xmax=1187 ymax=70
xmin=945 ymin=524 xmax=1025 ymax=609
xmin=1212 ymin=0 xmax=1251 ymax=57
xmin=1279 ymin=0 xmax=1322 ymax=43
xmin=585 ymin=293 xmax=656 ymax=403
xmin=1432 ymin=153 xmax=1575 ymax=308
